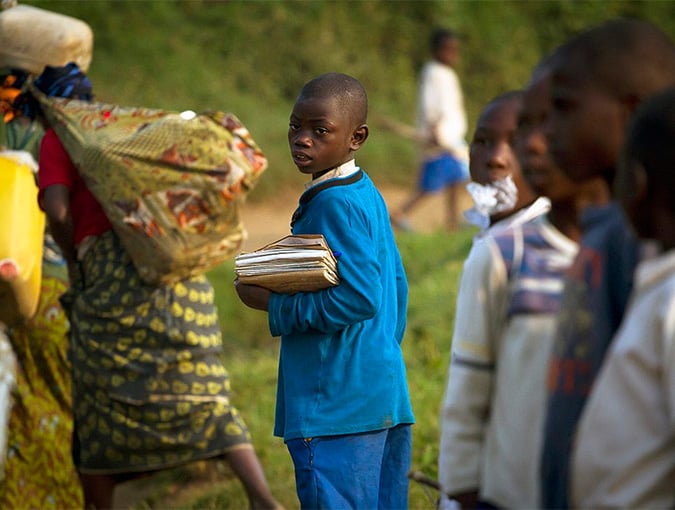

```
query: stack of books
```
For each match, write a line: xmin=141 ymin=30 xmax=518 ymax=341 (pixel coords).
xmin=234 ymin=234 xmax=339 ymax=293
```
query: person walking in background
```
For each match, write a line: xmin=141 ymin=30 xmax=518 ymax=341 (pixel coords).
xmin=235 ymin=72 xmax=415 ymax=509
xmin=437 ymin=68 xmax=580 ymax=508
xmin=540 ymin=18 xmax=675 ymax=508
xmin=391 ymin=27 xmax=470 ymax=232
xmin=26 ymin=63 xmax=280 ymax=510
xmin=0 ymin=69 xmax=83 ymax=509
xmin=570 ymin=86 xmax=675 ymax=509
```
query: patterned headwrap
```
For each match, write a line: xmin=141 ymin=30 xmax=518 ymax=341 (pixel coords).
xmin=33 ymin=62 xmax=93 ymax=99
xmin=13 ymin=61 xmax=93 ymax=120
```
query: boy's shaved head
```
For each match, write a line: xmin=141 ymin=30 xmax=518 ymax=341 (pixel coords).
xmin=297 ymin=72 xmax=368 ymax=126
xmin=554 ymin=18 xmax=675 ymax=100
xmin=481 ymin=90 xmax=523 ymax=114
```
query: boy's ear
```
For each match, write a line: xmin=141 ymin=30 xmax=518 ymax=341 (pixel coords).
xmin=350 ymin=124 xmax=369 ymax=151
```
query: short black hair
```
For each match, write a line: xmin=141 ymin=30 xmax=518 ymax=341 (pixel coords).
xmin=482 ymin=90 xmax=524 ymax=112
xmin=297 ymin=72 xmax=368 ymax=126
xmin=430 ymin=27 xmax=458 ymax=53
xmin=553 ymin=18 xmax=675 ymax=101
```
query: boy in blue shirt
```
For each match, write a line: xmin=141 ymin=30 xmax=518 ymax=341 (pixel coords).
xmin=235 ymin=72 xmax=415 ymax=509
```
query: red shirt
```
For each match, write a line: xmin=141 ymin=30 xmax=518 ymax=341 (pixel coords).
xmin=38 ymin=128 xmax=112 ymax=244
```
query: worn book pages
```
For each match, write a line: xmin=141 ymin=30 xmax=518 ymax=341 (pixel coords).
xmin=234 ymin=234 xmax=339 ymax=293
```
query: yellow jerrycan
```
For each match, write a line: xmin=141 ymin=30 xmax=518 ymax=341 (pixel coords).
xmin=0 ymin=151 xmax=44 ymax=326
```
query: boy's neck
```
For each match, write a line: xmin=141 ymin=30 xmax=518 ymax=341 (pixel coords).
xmin=549 ymin=201 xmax=582 ymax=243
xmin=574 ymin=177 xmax=612 ymax=215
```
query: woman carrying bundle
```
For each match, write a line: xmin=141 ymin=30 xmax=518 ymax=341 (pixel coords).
xmin=23 ymin=63 xmax=280 ymax=509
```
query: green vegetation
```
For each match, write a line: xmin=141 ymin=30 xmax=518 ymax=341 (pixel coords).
xmin=26 ymin=0 xmax=675 ymax=200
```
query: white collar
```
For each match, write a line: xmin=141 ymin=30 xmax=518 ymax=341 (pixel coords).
xmin=305 ymin=159 xmax=358 ymax=190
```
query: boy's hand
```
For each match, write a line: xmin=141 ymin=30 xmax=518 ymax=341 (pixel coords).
xmin=234 ymin=279 xmax=271 ymax=311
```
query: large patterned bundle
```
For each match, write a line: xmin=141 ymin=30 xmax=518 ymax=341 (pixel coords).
xmin=33 ymin=88 xmax=267 ymax=285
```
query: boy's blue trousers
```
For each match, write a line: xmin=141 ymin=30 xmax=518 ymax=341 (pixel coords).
xmin=286 ymin=424 xmax=412 ymax=509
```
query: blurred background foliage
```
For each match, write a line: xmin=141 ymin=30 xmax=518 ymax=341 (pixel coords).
xmin=26 ymin=0 xmax=675 ymax=200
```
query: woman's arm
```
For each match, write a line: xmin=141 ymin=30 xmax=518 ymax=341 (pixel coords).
xmin=42 ymin=184 xmax=77 ymax=280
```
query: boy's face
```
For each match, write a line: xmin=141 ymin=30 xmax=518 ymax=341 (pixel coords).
xmin=470 ymin=96 xmax=536 ymax=221
xmin=547 ymin=63 xmax=627 ymax=183
xmin=470 ymin=98 xmax=521 ymax=186
xmin=470 ymin=97 xmax=534 ymax=203
xmin=516 ymin=73 xmax=576 ymax=204
xmin=288 ymin=95 xmax=365 ymax=179
xmin=435 ymin=37 xmax=460 ymax=68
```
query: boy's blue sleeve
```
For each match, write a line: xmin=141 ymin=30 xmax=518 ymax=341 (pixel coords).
xmin=268 ymin=196 xmax=382 ymax=337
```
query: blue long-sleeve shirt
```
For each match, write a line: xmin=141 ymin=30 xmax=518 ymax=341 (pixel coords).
xmin=268 ymin=169 xmax=414 ymax=441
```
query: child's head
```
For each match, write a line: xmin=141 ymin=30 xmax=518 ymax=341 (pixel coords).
xmin=470 ymin=90 xmax=536 ymax=222
xmin=547 ymin=18 xmax=675 ymax=186
xmin=615 ymin=87 xmax=675 ymax=249
xmin=288 ymin=72 xmax=369 ymax=179
xmin=431 ymin=28 xmax=460 ymax=68
xmin=516 ymin=61 xmax=577 ymax=206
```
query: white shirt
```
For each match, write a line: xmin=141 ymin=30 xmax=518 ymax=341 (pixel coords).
xmin=571 ymin=249 xmax=675 ymax=509
xmin=305 ymin=159 xmax=358 ymax=190
xmin=417 ymin=60 xmax=468 ymax=159
xmin=438 ymin=216 xmax=577 ymax=508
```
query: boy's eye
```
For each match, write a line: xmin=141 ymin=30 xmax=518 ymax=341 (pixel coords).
xmin=289 ymin=122 xmax=299 ymax=131
xmin=314 ymin=127 xmax=329 ymax=135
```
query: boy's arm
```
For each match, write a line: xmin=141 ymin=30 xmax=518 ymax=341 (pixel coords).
xmin=438 ymin=237 xmax=508 ymax=502
xmin=268 ymin=196 xmax=384 ymax=337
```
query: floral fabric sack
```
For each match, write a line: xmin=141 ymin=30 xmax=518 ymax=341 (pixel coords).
xmin=33 ymin=88 xmax=267 ymax=285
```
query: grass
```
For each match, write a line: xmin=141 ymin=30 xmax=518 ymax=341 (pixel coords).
xmin=124 ymin=227 xmax=477 ymax=509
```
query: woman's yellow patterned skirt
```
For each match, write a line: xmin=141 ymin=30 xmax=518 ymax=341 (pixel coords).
xmin=63 ymin=230 xmax=251 ymax=474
